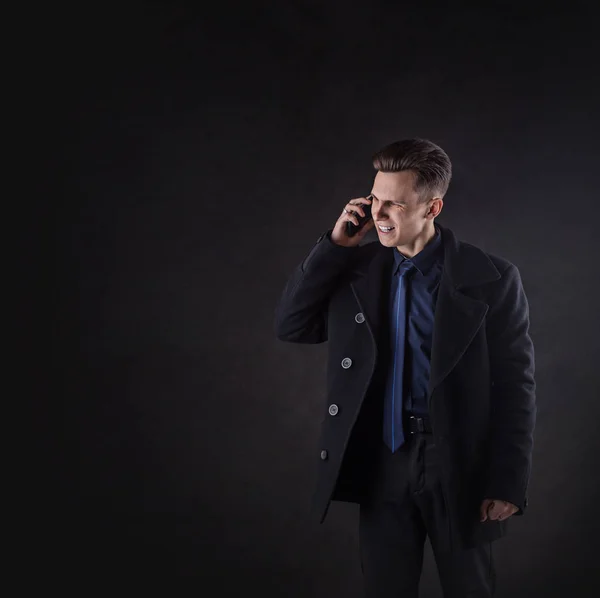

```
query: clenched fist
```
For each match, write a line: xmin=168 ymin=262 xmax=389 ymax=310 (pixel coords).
xmin=480 ymin=498 xmax=518 ymax=522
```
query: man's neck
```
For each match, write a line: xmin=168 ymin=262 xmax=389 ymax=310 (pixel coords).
xmin=395 ymin=223 xmax=437 ymax=258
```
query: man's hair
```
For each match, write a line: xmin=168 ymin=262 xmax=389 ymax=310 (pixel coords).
xmin=372 ymin=138 xmax=452 ymax=202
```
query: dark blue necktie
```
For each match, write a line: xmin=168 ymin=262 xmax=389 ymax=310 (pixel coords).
xmin=383 ymin=260 xmax=415 ymax=452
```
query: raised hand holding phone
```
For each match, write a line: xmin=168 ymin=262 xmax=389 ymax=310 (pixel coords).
xmin=331 ymin=195 xmax=374 ymax=247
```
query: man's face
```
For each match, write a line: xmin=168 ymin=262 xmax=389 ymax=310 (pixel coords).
xmin=370 ymin=170 xmax=439 ymax=248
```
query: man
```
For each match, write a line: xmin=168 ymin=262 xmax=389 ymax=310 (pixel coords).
xmin=274 ymin=138 xmax=536 ymax=597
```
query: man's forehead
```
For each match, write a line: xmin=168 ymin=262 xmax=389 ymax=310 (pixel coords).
xmin=373 ymin=169 xmax=416 ymax=185
xmin=371 ymin=170 xmax=418 ymax=199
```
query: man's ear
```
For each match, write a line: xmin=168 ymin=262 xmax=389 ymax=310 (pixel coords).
xmin=429 ymin=198 xmax=443 ymax=217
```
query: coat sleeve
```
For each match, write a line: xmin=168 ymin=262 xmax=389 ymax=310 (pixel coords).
xmin=484 ymin=263 xmax=537 ymax=516
xmin=274 ymin=230 xmax=360 ymax=344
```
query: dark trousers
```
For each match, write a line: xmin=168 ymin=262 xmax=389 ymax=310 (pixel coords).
xmin=359 ymin=431 xmax=496 ymax=597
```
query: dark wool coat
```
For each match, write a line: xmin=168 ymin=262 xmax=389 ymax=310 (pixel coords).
xmin=274 ymin=221 xmax=536 ymax=551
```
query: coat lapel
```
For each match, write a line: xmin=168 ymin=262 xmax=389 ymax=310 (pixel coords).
xmin=348 ymin=243 xmax=393 ymax=354
xmin=348 ymin=223 xmax=501 ymax=398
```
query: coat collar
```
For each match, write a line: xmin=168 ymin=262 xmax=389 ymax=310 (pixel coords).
xmin=350 ymin=221 xmax=501 ymax=291
xmin=348 ymin=221 xmax=502 ymax=398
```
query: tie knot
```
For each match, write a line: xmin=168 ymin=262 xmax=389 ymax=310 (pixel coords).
xmin=397 ymin=260 xmax=415 ymax=277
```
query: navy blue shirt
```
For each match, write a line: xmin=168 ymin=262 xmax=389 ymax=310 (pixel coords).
xmin=388 ymin=223 xmax=444 ymax=417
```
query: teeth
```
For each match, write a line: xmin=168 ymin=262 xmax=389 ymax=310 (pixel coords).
xmin=379 ymin=226 xmax=394 ymax=231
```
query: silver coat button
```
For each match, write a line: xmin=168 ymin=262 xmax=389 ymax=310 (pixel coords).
xmin=355 ymin=312 xmax=365 ymax=324
xmin=320 ymin=450 xmax=328 ymax=460
xmin=328 ymin=404 xmax=339 ymax=416
xmin=341 ymin=357 xmax=352 ymax=369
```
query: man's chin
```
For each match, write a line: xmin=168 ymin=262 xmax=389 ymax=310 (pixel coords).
xmin=376 ymin=232 xmax=397 ymax=245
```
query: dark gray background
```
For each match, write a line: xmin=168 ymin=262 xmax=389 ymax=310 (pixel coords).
xmin=30 ymin=1 xmax=600 ymax=595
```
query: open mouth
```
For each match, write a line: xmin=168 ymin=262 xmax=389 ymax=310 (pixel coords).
xmin=378 ymin=225 xmax=395 ymax=234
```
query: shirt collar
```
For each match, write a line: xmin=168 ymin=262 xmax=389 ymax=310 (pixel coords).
xmin=393 ymin=223 xmax=443 ymax=276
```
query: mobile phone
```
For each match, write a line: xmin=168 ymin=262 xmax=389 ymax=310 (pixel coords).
xmin=345 ymin=197 xmax=373 ymax=237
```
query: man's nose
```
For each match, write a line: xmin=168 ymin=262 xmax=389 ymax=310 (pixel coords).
xmin=371 ymin=208 xmax=385 ymax=221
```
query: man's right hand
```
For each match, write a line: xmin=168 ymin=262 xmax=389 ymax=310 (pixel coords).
xmin=330 ymin=197 xmax=375 ymax=247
